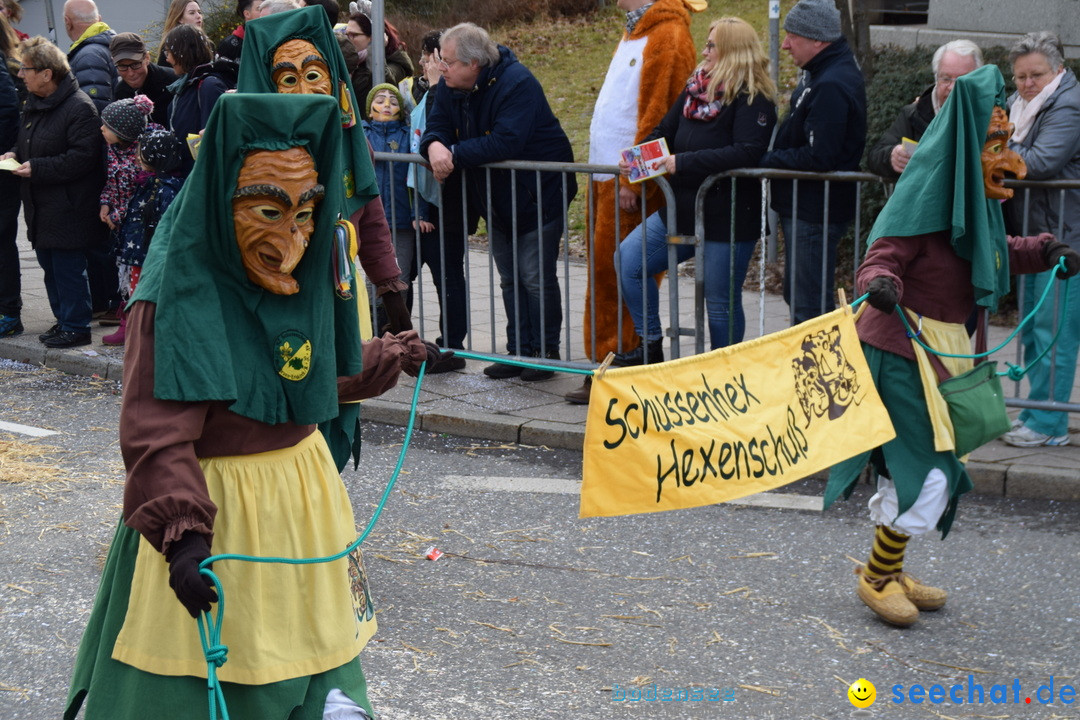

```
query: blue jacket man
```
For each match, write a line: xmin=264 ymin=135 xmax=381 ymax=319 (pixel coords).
xmin=421 ymin=24 xmax=577 ymax=379
xmin=759 ymin=0 xmax=866 ymax=324
xmin=63 ymin=0 xmax=117 ymax=113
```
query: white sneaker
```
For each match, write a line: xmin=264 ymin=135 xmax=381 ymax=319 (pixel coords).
xmin=1002 ymin=425 xmax=1070 ymax=448
xmin=1010 ymin=417 xmax=1024 ymax=430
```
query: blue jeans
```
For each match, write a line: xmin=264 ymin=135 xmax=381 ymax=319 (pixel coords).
xmin=488 ymin=216 xmax=563 ymax=356
xmin=36 ymin=248 xmax=92 ymax=333
xmin=780 ymin=216 xmax=849 ymax=324
xmin=618 ymin=212 xmax=756 ymax=349
xmin=1017 ymin=269 xmax=1080 ymax=437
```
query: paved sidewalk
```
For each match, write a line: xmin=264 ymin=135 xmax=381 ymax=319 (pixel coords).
xmin=3 ymin=226 xmax=1080 ymax=502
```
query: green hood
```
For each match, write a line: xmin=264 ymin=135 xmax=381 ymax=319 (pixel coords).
xmin=131 ymin=93 xmax=362 ymax=439
xmin=867 ymin=64 xmax=1011 ymax=311
xmin=237 ymin=5 xmax=379 ymax=216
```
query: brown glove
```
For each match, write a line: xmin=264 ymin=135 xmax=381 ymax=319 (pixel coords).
xmin=381 ymin=290 xmax=413 ymax=333
xmin=396 ymin=330 xmax=429 ymax=377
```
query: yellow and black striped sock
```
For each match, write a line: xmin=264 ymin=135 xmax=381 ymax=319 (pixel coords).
xmin=865 ymin=524 xmax=908 ymax=580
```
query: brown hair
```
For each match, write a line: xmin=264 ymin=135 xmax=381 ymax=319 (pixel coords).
xmin=163 ymin=23 xmax=212 ymax=74
xmin=19 ymin=35 xmax=69 ymax=77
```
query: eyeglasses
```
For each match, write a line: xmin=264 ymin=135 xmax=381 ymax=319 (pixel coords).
xmin=1013 ymin=71 xmax=1050 ymax=85
xmin=345 ymin=31 xmax=365 ymax=40
xmin=437 ymin=57 xmax=465 ymax=72
xmin=704 ymin=41 xmax=716 ymax=51
xmin=115 ymin=61 xmax=144 ymax=72
xmin=935 ymin=74 xmax=958 ymax=87
xmin=18 ymin=66 xmax=38 ymax=73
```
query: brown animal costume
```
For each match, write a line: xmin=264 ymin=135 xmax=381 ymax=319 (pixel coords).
xmin=583 ymin=0 xmax=700 ymax=362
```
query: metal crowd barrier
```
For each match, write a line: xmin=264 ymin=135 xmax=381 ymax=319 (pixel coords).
xmin=371 ymin=151 xmax=1079 ymax=416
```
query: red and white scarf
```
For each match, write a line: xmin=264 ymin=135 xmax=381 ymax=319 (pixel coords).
xmin=683 ymin=68 xmax=724 ymax=121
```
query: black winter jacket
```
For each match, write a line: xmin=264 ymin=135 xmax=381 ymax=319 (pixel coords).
xmin=645 ymin=89 xmax=776 ymax=240
xmin=420 ymin=45 xmax=577 ymax=231
xmin=14 ymin=73 xmax=107 ymax=251
xmin=866 ymin=84 xmax=934 ymax=180
xmin=68 ymin=29 xmax=117 ymax=113
xmin=761 ymin=37 xmax=867 ymax=224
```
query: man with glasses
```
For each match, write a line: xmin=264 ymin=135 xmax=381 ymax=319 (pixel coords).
xmin=110 ymin=33 xmax=176 ymax=127
xmin=868 ymin=40 xmax=983 ymax=181
xmin=421 ymin=22 xmax=577 ymax=381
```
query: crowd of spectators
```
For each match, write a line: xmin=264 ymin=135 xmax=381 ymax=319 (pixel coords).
xmin=0 ymin=0 xmax=1077 ymax=431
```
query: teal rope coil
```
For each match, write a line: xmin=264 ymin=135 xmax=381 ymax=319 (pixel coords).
xmin=851 ymin=259 xmax=1071 ymax=381
xmin=195 ymin=362 xmax=428 ymax=720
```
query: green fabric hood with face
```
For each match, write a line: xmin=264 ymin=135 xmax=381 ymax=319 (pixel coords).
xmin=131 ymin=93 xmax=363 ymax=439
xmin=237 ymin=5 xmax=379 ymax=217
xmin=867 ymin=64 xmax=1011 ymax=311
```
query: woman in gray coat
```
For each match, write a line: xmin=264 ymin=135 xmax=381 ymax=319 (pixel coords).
xmin=1 ymin=37 xmax=105 ymax=348
xmin=1002 ymin=31 xmax=1080 ymax=447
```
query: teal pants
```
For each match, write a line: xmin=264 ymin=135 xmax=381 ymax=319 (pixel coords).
xmin=1018 ymin=271 xmax=1080 ymax=437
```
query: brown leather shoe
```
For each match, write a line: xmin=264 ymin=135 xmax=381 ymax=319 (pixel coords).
xmin=565 ymin=376 xmax=592 ymax=404
xmin=855 ymin=566 xmax=918 ymax=627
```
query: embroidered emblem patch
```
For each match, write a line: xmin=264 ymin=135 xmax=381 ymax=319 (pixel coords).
xmin=276 ymin=331 xmax=313 ymax=381
xmin=344 ymin=168 xmax=355 ymax=198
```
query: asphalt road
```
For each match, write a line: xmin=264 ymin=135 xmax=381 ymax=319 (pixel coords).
xmin=1 ymin=360 xmax=1078 ymax=720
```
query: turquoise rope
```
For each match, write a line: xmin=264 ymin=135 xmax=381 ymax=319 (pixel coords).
xmin=195 ymin=362 xmax=428 ymax=720
xmin=852 ymin=259 xmax=1071 ymax=381
xmin=451 ymin=349 xmax=594 ymax=375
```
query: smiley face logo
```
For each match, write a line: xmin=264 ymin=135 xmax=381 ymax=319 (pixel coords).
xmin=848 ymin=678 xmax=876 ymax=708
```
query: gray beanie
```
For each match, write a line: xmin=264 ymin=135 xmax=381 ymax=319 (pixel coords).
xmin=784 ymin=0 xmax=842 ymax=43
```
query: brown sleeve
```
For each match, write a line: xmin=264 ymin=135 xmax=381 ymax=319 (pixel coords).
xmin=1008 ymin=232 xmax=1055 ymax=276
xmin=120 ymin=301 xmax=216 ymax=555
xmin=350 ymin=195 xmax=408 ymax=295
xmin=337 ymin=332 xmax=414 ymax=402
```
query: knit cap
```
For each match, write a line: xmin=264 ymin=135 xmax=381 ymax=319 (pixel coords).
xmin=366 ymin=82 xmax=404 ymax=120
xmin=137 ymin=128 xmax=186 ymax=174
xmin=784 ymin=0 xmax=842 ymax=43
xmin=102 ymin=95 xmax=154 ymax=142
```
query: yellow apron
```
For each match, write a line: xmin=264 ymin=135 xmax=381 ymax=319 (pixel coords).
xmin=113 ymin=431 xmax=376 ymax=685
xmin=904 ymin=309 xmax=975 ymax=454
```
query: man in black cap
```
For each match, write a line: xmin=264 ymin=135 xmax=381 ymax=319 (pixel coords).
xmin=111 ymin=32 xmax=176 ymax=127
xmin=760 ymin=0 xmax=867 ymax=325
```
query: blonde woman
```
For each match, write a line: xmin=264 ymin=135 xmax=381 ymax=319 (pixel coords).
xmin=614 ymin=17 xmax=777 ymax=364
xmin=158 ymin=0 xmax=203 ymax=66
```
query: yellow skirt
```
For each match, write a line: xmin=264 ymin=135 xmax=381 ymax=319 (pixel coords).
xmin=112 ymin=431 xmax=377 ymax=685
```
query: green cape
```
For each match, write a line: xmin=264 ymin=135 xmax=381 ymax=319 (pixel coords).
xmin=131 ymin=93 xmax=363 ymax=444
xmin=236 ymin=5 xmax=379 ymax=217
xmin=867 ymin=64 xmax=1011 ymax=311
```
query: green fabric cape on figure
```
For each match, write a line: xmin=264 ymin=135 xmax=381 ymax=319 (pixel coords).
xmin=867 ymin=64 xmax=1012 ymax=311
xmin=131 ymin=92 xmax=362 ymax=443
xmin=237 ymin=5 xmax=379 ymax=217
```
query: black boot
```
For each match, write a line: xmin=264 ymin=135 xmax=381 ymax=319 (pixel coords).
xmin=611 ymin=338 xmax=664 ymax=367
xmin=522 ymin=349 xmax=560 ymax=382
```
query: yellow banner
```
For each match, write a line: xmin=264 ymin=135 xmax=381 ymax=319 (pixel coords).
xmin=580 ymin=307 xmax=895 ymax=518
